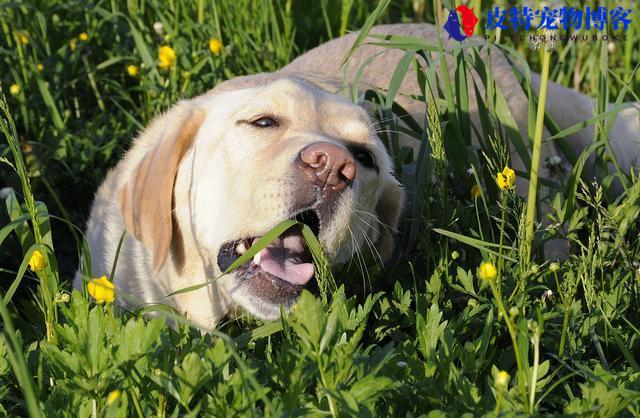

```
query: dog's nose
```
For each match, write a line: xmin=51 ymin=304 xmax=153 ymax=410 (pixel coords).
xmin=299 ymin=142 xmax=356 ymax=191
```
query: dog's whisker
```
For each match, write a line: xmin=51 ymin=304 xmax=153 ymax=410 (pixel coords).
xmin=371 ymin=109 xmax=427 ymax=126
xmin=352 ymin=207 xmax=386 ymax=228
xmin=350 ymin=202 xmax=382 ymax=281
xmin=352 ymin=204 xmax=398 ymax=234
xmin=362 ymin=227 xmax=384 ymax=267
xmin=351 ymin=201 xmax=394 ymax=231
xmin=346 ymin=224 xmax=371 ymax=291
xmin=371 ymin=129 xmax=405 ymax=136
xmin=352 ymin=210 xmax=385 ymax=268
xmin=344 ymin=197 xmax=388 ymax=269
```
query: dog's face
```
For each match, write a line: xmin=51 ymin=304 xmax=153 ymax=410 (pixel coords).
xmin=119 ymin=77 xmax=403 ymax=321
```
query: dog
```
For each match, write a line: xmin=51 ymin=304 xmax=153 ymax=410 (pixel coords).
xmin=75 ymin=24 xmax=639 ymax=329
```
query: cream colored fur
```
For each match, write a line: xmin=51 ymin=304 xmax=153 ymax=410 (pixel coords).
xmin=75 ymin=24 xmax=639 ymax=330
xmin=75 ymin=78 xmax=400 ymax=329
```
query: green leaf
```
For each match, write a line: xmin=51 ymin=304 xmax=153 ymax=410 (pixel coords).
xmin=173 ymin=352 xmax=212 ymax=406
xmin=434 ymin=228 xmax=517 ymax=262
xmin=340 ymin=0 xmax=391 ymax=67
xmin=456 ymin=267 xmax=476 ymax=295
xmin=349 ymin=375 xmax=395 ymax=404
xmin=290 ymin=290 xmax=325 ymax=352
xmin=417 ymin=304 xmax=447 ymax=362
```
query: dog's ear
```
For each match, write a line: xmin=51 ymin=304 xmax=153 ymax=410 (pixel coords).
xmin=118 ymin=108 xmax=205 ymax=271
xmin=375 ymin=175 xmax=405 ymax=262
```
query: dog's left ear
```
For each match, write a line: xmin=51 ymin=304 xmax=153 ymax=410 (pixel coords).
xmin=375 ymin=175 xmax=405 ymax=262
xmin=118 ymin=108 xmax=205 ymax=271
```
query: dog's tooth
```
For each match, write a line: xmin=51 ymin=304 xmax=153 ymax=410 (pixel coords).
xmin=236 ymin=242 xmax=246 ymax=255
xmin=253 ymin=252 xmax=261 ymax=265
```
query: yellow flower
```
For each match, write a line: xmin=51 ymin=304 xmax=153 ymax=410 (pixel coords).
xmin=471 ymin=184 xmax=482 ymax=199
xmin=158 ymin=45 xmax=176 ymax=69
xmin=79 ymin=32 xmax=89 ymax=41
xmin=549 ymin=262 xmax=560 ymax=273
xmin=28 ymin=250 xmax=47 ymax=271
xmin=208 ymin=38 xmax=223 ymax=55
xmin=36 ymin=63 xmax=44 ymax=72
xmin=106 ymin=389 xmax=121 ymax=406
xmin=9 ymin=84 xmax=21 ymax=96
xmin=16 ymin=30 xmax=30 ymax=45
xmin=477 ymin=261 xmax=497 ymax=281
xmin=69 ymin=38 xmax=77 ymax=52
xmin=495 ymin=370 xmax=510 ymax=390
xmin=496 ymin=166 xmax=516 ymax=190
xmin=87 ymin=275 xmax=115 ymax=304
xmin=126 ymin=64 xmax=139 ymax=77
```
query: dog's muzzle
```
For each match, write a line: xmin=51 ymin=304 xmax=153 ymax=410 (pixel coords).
xmin=215 ymin=141 xmax=358 ymax=316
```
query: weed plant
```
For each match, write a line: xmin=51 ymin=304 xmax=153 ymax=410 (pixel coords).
xmin=1 ymin=0 xmax=639 ymax=416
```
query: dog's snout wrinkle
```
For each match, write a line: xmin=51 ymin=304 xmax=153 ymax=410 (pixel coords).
xmin=299 ymin=142 xmax=356 ymax=192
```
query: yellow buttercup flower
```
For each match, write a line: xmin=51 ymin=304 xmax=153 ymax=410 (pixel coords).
xmin=158 ymin=45 xmax=176 ymax=69
xmin=496 ymin=166 xmax=516 ymax=190
xmin=87 ymin=275 xmax=115 ymax=304
xmin=471 ymin=184 xmax=482 ymax=199
xmin=495 ymin=370 xmax=510 ymax=390
xmin=69 ymin=38 xmax=77 ymax=52
xmin=477 ymin=261 xmax=497 ymax=281
xmin=106 ymin=389 xmax=121 ymax=406
xmin=126 ymin=64 xmax=139 ymax=77
xmin=79 ymin=32 xmax=89 ymax=41
xmin=9 ymin=84 xmax=21 ymax=96
xmin=28 ymin=250 xmax=47 ymax=271
xmin=208 ymin=38 xmax=223 ymax=55
xmin=37 ymin=63 xmax=44 ymax=72
xmin=16 ymin=30 xmax=30 ymax=45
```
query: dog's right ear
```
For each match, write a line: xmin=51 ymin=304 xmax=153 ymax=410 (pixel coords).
xmin=118 ymin=108 xmax=205 ymax=271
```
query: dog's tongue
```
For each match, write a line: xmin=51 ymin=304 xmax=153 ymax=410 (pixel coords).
xmin=252 ymin=228 xmax=314 ymax=285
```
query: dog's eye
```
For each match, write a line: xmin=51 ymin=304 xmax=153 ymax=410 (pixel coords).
xmin=354 ymin=149 xmax=376 ymax=169
xmin=251 ymin=117 xmax=277 ymax=128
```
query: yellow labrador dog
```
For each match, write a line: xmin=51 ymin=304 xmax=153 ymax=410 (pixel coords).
xmin=75 ymin=24 xmax=639 ymax=330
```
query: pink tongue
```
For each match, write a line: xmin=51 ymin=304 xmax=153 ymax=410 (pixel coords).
xmin=252 ymin=229 xmax=314 ymax=285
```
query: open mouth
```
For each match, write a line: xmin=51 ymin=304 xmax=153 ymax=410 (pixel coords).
xmin=217 ymin=209 xmax=321 ymax=305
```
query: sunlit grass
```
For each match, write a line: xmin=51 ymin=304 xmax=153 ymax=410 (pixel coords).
xmin=1 ymin=0 xmax=639 ymax=416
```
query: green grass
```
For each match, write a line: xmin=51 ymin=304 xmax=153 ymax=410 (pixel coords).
xmin=1 ymin=0 xmax=640 ymax=416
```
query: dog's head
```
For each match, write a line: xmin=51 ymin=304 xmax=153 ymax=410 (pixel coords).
xmin=118 ymin=76 xmax=404 ymax=321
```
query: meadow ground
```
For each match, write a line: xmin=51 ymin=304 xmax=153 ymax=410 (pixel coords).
xmin=1 ymin=0 xmax=639 ymax=416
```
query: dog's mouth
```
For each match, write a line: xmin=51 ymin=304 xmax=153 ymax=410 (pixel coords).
xmin=217 ymin=209 xmax=321 ymax=309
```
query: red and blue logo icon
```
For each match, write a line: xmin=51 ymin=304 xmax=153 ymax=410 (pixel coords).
xmin=443 ymin=6 xmax=479 ymax=41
